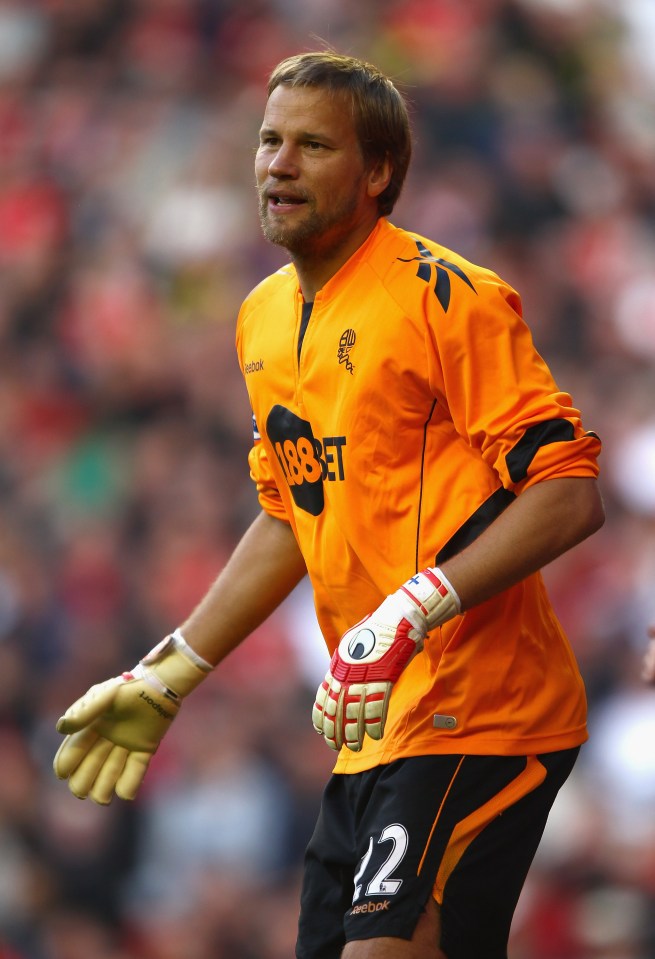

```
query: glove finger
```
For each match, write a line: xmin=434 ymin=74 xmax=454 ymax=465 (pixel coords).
xmin=344 ymin=686 xmax=366 ymax=752
xmin=88 ymin=744 xmax=130 ymax=805
xmin=115 ymin=751 xmax=152 ymax=801
xmin=312 ymin=679 xmax=330 ymax=734
xmin=56 ymin=676 xmax=123 ymax=735
xmin=53 ymin=726 xmax=101 ymax=779
xmin=362 ymin=683 xmax=391 ymax=742
xmin=331 ymin=685 xmax=345 ymax=751
xmin=313 ymin=676 xmax=343 ymax=750
xmin=67 ymin=737 xmax=115 ymax=800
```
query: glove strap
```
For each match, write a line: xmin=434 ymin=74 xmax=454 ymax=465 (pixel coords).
xmin=171 ymin=628 xmax=213 ymax=673
xmin=400 ymin=566 xmax=461 ymax=630
xmin=129 ymin=662 xmax=180 ymax=703
xmin=140 ymin=631 xmax=213 ymax=698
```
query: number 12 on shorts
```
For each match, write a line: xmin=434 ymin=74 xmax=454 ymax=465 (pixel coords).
xmin=352 ymin=823 xmax=408 ymax=903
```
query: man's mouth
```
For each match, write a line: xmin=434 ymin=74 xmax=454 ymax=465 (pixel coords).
xmin=268 ymin=192 xmax=307 ymax=208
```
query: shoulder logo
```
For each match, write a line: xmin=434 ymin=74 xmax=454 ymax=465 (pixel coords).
xmin=397 ymin=239 xmax=476 ymax=312
xmin=338 ymin=329 xmax=356 ymax=375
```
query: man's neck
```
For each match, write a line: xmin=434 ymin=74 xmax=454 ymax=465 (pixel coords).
xmin=292 ymin=218 xmax=382 ymax=302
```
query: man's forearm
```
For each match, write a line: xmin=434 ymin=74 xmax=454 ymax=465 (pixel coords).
xmin=177 ymin=511 xmax=307 ymax=665
xmin=441 ymin=476 xmax=604 ymax=612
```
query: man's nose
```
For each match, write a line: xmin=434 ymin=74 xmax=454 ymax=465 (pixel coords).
xmin=268 ymin=143 xmax=299 ymax=178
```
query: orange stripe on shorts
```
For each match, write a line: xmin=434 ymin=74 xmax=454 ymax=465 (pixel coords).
xmin=418 ymin=755 xmax=547 ymax=904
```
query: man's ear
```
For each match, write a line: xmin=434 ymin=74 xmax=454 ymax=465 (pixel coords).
xmin=367 ymin=155 xmax=392 ymax=199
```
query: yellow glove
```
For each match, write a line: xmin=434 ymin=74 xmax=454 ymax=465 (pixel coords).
xmin=53 ymin=630 xmax=212 ymax=804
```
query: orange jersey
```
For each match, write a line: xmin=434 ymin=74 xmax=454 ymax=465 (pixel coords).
xmin=235 ymin=218 xmax=601 ymax=773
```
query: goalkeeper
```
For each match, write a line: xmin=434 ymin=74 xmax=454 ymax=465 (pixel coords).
xmin=54 ymin=51 xmax=604 ymax=959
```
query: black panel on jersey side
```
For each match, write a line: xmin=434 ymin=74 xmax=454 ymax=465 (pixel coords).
xmin=436 ymin=486 xmax=516 ymax=565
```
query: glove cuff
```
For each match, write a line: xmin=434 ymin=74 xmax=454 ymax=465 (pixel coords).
xmin=140 ymin=632 xmax=213 ymax=699
xmin=400 ymin=567 xmax=461 ymax=630
xmin=170 ymin=628 xmax=213 ymax=672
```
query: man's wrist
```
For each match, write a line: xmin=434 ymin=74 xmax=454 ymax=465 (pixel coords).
xmin=139 ymin=631 xmax=213 ymax=698
xmin=400 ymin=567 xmax=461 ymax=630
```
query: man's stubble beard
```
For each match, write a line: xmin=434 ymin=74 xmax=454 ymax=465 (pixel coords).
xmin=258 ymin=188 xmax=362 ymax=260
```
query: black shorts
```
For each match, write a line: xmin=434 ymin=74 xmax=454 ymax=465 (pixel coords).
xmin=296 ymin=748 xmax=579 ymax=959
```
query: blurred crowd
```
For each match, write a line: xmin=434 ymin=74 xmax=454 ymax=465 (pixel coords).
xmin=0 ymin=0 xmax=654 ymax=956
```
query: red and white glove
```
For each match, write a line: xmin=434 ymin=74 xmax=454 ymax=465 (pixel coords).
xmin=312 ymin=568 xmax=461 ymax=752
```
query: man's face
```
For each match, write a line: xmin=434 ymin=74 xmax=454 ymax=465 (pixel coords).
xmin=255 ymin=83 xmax=375 ymax=259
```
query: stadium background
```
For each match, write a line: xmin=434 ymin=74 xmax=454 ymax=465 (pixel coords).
xmin=0 ymin=0 xmax=654 ymax=956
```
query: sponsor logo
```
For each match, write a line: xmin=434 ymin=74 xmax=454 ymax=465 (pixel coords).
xmin=351 ymin=900 xmax=391 ymax=916
xmin=139 ymin=691 xmax=175 ymax=720
xmin=273 ymin=435 xmax=346 ymax=485
xmin=337 ymin=329 xmax=356 ymax=374
xmin=266 ymin=405 xmax=346 ymax=516
xmin=244 ymin=359 xmax=264 ymax=374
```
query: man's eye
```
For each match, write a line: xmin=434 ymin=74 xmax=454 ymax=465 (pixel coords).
xmin=306 ymin=141 xmax=323 ymax=150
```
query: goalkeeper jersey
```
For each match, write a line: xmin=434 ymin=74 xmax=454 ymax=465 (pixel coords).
xmin=235 ymin=217 xmax=601 ymax=773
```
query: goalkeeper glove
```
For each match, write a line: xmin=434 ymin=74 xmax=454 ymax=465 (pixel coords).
xmin=53 ymin=629 xmax=212 ymax=804
xmin=312 ymin=568 xmax=460 ymax=752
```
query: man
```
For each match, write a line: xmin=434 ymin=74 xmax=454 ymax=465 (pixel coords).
xmin=54 ymin=52 xmax=604 ymax=959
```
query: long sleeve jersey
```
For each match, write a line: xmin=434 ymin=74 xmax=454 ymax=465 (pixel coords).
xmin=235 ymin=217 xmax=601 ymax=773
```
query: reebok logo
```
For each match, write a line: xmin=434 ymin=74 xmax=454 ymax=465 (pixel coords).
xmin=398 ymin=239 xmax=476 ymax=312
xmin=351 ymin=900 xmax=391 ymax=916
xmin=244 ymin=359 xmax=264 ymax=374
